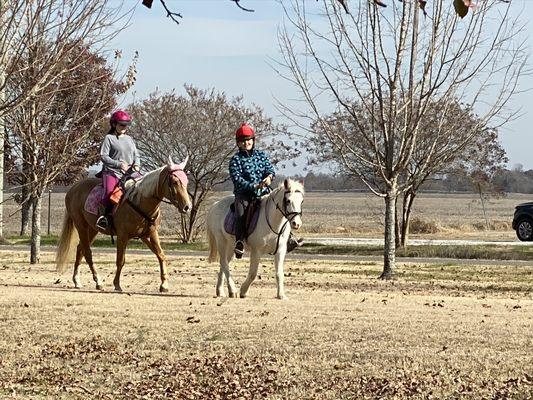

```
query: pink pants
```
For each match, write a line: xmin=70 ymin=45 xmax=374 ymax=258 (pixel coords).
xmin=101 ymin=172 xmax=119 ymax=207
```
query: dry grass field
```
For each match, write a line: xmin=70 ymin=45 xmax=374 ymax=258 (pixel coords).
xmin=2 ymin=190 xmax=528 ymax=241
xmin=1 ymin=248 xmax=532 ymax=399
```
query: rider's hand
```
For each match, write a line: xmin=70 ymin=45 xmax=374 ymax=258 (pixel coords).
xmin=132 ymin=165 xmax=140 ymax=172
xmin=261 ymin=175 xmax=272 ymax=187
xmin=120 ymin=162 xmax=128 ymax=172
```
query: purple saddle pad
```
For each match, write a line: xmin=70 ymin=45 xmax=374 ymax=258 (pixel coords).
xmin=224 ymin=204 xmax=261 ymax=236
xmin=85 ymin=185 xmax=104 ymax=215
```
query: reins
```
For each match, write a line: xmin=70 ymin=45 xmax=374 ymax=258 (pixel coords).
xmin=264 ymin=187 xmax=303 ymax=255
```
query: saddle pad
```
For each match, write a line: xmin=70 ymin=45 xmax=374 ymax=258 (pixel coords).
xmin=85 ymin=185 xmax=104 ymax=215
xmin=224 ymin=206 xmax=261 ymax=237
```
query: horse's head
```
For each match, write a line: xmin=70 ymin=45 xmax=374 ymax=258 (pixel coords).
xmin=163 ymin=155 xmax=192 ymax=213
xmin=280 ymin=178 xmax=304 ymax=230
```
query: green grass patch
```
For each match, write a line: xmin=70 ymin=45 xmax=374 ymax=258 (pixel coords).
xmin=3 ymin=235 xmax=533 ymax=261
xmin=297 ymin=242 xmax=533 ymax=261
xmin=2 ymin=235 xmax=208 ymax=252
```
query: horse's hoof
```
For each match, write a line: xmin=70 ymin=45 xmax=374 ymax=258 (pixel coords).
xmin=74 ymin=285 xmax=82 ymax=289
xmin=276 ymin=295 xmax=288 ymax=300
xmin=160 ymin=286 xmax=169 ymax=293
xmin=114 ymin=287 xmax=123 ymax=292
xmin=229 ymin=292 xmax=238 ymax=298
xmin=96 ymin=285 xmax=104 ymax=291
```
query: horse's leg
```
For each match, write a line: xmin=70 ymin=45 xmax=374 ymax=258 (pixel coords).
xmin=77 ymin=226 xmax=103 ymax=290
xmin=84 ymin=229 xmax=102 ymax=290
xmin=225 ymin=247 xmax=238 ymax=298
xmin=72 ymin=244 xmax=84 ymax=289
xmin=113 ymin=235 xmax=129 ymax=292
xmin=216 ymin=240 xmax=237 ymax=298
xmin=239 ymin=249 xmax=260 ymax=298
xmin=215 ymin=251 xmax=226 ymax=298
xmin=274 ymin=247 xmax=288 ymax=300
xmin=141 ymin=230 xmax=169 ymax=293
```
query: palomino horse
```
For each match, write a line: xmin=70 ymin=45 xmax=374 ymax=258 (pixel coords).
xmin=55 ymin=157 xmax=191 ymax=292
xmin=207 ymin=179 xmax=304 ymax=300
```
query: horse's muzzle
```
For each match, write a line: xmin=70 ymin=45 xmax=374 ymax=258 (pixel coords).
xmin=291 ymin=219 xmax=301 ymax=230
xmin=181 ymin=204 xmax=191 ymax=213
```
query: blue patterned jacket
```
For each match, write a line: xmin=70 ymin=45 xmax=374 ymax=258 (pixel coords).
xmin=229 ymin=149 xmax=275 ymax=197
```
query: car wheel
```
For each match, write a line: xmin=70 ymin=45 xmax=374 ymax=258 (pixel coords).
xmin=516 ymin=218 xmax=533 ymax=241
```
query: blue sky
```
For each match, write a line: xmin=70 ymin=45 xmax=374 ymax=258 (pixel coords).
xmin=111 ymin=0 xmax=533 ymax=174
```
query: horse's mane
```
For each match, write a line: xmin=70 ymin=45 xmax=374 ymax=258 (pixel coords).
xmin=127 ymin=166 xmax=166 ymax=203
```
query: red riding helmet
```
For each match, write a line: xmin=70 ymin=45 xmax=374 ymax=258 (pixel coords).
xmin=110 ymin=110 xmax=132 ymax=126
xmin=235 ymin=123 xmax=255 ymax=141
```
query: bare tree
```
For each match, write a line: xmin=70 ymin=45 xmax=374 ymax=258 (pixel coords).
xmin=276 ymin=0 xmax=528 ymax=278
xmin=448 ymin=127 xmax=507 ymax=230
xmin=307 ymin=99 xmax=508 ymax=248
xmin=3 ymin=3 xmax=134 ymax=263
xmin=0 ymin=0 xmax=130 ymax=239
xmin=129 ymin=85 xmax=290 ymax=243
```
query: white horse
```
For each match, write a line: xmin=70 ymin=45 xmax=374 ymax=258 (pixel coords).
xmin=207 ymin=179 xmax=304 ymax=300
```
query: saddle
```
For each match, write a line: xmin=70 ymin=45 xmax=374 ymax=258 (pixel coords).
xmin=84 ymin=172 xmax=142 ymax=216
xmin=84 ymin=185 xmax=123 ymax=216
xmin=224 ymin=198 xmax=261 ymax=237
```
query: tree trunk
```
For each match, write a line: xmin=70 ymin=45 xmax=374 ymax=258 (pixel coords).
xmin=180 ymin=205 xmax=198 ymax=244
xmin=478 ymin=185 xmax=489 ymax=229
xmin=20 ymin=199 xmax=31 ymax=236
xmin=395 ymin=196 xmax=401 ymax=248
xmin=379 ymin=188 xmax=397 ymax=280
xmin=30 ymin=194 xmax=42 ymax=264
xmin=0 ymin=0 xmax=5 ymax=240
xmin=400 ymin=191 xmax=416 ymax=248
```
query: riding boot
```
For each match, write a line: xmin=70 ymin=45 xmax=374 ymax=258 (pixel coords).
xmin=234 ymin=215 xmax=246 ymax=259
xmin=287 ymin=232 xmax=304 ymax=253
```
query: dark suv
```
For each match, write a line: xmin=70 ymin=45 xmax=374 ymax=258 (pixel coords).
xmin=512 ymin=202 xmax=533 ymax=241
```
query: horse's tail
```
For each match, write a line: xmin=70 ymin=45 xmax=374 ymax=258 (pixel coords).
xmin=207 ymin=228 xmax=218 ymax=263
xmin=55 ymin=210 xmax=78 ymax=274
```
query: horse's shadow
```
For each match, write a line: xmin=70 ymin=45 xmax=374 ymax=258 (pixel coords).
xmin=3 ymin=282 xmax=205 ymax=299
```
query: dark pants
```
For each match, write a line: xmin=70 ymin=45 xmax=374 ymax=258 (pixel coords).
xmin=234 ymin=193 xmax=252 ymax=242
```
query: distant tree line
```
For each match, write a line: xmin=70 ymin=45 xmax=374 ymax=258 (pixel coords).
xmin=214 ymin=168 xmax=533 ymax=195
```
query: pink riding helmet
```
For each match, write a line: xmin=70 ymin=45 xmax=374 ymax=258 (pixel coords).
xmin=110 ymin=110 xmax=133 ymax=126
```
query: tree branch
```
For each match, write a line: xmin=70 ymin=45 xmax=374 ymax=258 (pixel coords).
xmin=159 ymin=0 xmax=183 ymax=24
xmin=231 ymin=0 xmax=255 ymax=12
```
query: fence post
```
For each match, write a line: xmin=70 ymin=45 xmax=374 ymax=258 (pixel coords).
xmin=47 ymin=189 xmax=51 ymax=235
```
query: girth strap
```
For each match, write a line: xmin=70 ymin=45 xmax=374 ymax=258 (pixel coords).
xmin=125 ymin=198 xmax=158 ymax=237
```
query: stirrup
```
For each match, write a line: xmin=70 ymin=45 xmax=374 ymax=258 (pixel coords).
xmin=96 ymin=215 xmax=108 ymax=230
xmin=234 ymin=240 xmax=244 ymax=259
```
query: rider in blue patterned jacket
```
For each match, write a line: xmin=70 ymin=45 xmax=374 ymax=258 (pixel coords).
xmin=229 ymin=123 xmax=303 ymax=259
xmin=229 ymin=123 xmax=275 ymax=258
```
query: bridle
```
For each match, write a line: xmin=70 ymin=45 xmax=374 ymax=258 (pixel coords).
xmin=265 ymin=187 xmax=303 ymax=255
xmin=156 ymin=167 xmax=188 ymax=206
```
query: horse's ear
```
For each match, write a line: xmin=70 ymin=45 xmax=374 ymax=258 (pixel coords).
xmin=284 ymin=178 xmax=290 ymax=190
xmin=167 ymin=155 xmax=174 ymax=168
xmin=177 ymin=155 xmax=189 ymax=171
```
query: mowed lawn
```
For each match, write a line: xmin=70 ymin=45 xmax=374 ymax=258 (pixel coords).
xmin=0 ymin=249 xmax=532 ymax=399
